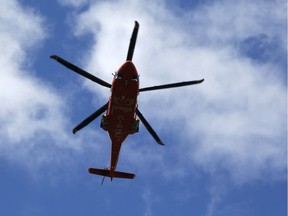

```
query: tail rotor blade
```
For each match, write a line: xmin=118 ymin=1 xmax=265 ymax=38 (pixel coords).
xmin=126 ymin=21 xmax=139 ymax=61
xmin=139 ymin=79 xmax=204 ymax=92
xmin=73 ymin=102 xmax=109 ymax=134
xmin=50 ymin=55 xmax=111 ymax=88
xmin=136 ymin=108 xmax=164 ymax=145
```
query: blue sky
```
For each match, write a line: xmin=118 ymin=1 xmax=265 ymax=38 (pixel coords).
xmin=0 ymin=0 xmax=287 ymax=215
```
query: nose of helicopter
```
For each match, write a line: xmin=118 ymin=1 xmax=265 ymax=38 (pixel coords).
xmin=117 ymin=61 xmax=139 ymax=81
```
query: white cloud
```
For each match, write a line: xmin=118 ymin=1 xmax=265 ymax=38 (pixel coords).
xmin=184 ymin=0 xmax=286 ymax=47
xmin=0 ymin=0 xmax=90 ymax=172
xmin=69 ymin=0 xmax=286 ymax=185
xmin=185 ymin=50 xmax=286 ymax=182
xmin=0 ymin=1 xmax=45 ymax=50
xmin=141 ymin=188 xmax=154 ymax=216
xmin=57 ymin=0 xmax=88 ymax=7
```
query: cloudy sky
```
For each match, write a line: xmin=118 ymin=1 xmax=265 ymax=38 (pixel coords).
xmin=0 ymin=0 xmax=286 ymax=215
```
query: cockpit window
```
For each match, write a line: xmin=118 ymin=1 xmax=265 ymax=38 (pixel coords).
xmin=132 ymin=75 xmax=139 ymax=82
xmin=114 ymin=71 xmax=138 ymax=82
xmin=116 ymin=72 xmax=123 ymax=79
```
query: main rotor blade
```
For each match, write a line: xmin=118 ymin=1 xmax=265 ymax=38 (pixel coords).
xmin=136 ymin=108 xmax=164 ymax=145
xmin=139 ymin=79 xmax=204 ymax=92
xmin=126 ymin=21 xmax=139 ymax=61
xmin=73 ymin=102 xmax=109 ymax=134
xmin=50 ymin=55 xmax=111 ymax=88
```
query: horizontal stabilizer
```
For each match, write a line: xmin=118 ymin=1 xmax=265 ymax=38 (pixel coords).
xmin=88 ymin=168 xmax=135 ymax=179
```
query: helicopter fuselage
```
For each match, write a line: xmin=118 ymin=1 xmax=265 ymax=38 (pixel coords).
xmin=100 ymin=61 xmax=139 ymax=178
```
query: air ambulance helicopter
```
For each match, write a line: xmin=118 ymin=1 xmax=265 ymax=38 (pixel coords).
xmin=50 ymin=21 xmax=204 ymax=182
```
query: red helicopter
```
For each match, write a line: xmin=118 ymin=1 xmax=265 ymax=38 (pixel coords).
xmin=51 ymin=21 xmax=204 ymax=181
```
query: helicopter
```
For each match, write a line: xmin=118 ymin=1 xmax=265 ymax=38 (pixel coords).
xmin=50 ymin=21 xmax=204 ymax=181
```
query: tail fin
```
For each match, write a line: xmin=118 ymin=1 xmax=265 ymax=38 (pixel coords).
xmin=88 ymin=168 xmax=135 ymax=179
